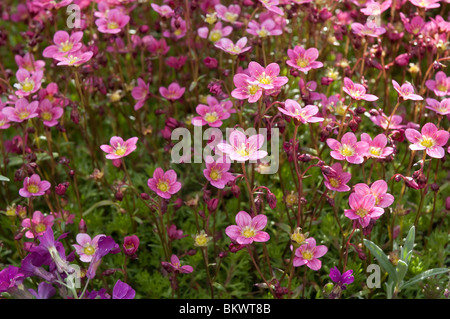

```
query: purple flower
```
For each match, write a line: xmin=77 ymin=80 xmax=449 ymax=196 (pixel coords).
xmin=0 ymin=266 xmax=24 ymax=293
xmin=28 ymin=282 xmax=56 ymax=299
xmin=86 ymin=236 xmax=120 ymax=279
xmin=112 ymin=280 xmax=136 ymax=299
xmin=31 ymin=228 xmax=71 ymax=274
xmin=329 ymin=266 xmax=354 ymax=289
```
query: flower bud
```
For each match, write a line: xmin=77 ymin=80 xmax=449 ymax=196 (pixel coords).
xmin=79 ymin=219 xmax=87 ymax=233
xmin=267 ymin=191 xmax=277 ymax=209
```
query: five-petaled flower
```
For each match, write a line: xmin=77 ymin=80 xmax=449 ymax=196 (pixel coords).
xmin=405 ymin=122 xmax=449 ymax=158
xmin=147 ymin=168 xmax=182 ymax=199
xmin=225 ymin=211 xmax=270 ymax=245
xmin=19 ymin=174 xmax=51 ymax=198
xmin=100 ymin=136 xmax=138 ymax=160
xmin=293 ymin=237 xmax=328 ymax=270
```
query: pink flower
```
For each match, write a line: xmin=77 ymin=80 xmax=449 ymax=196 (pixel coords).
xmin=247 ymin=19 xmax=282 ymax=38
xmin=361 ymin=0 xmax=392 ymax=15
xmin=203 ymin=156 xmax=234 ymax=189
xmin=425 ymin=71 xmax=450 ymax=97
xmin=231 ymin=73 xmax=263 ymax=103
xmin=401 ymin=14 xmax=425 ymax=35
xmin=425 ymin=98 xmax=450 ymax=115
xmin=164 ymin=17 xmax=187 ymax=40
xmin=323 ymin=163 xmax=352 ymax=192
xmin=258 ymin=0 xmax=284 ymax=16
xmin=405 ymin=122 xmax=450 ymax=158
xmin=161 ymin=255 xmax=193 ymax=274
xmin=247 ymin=61 xmax=289 ymax=90
xmin=286 ymin=46 xmax=323 ymax=73
xmin=100 ymin=136 xmax=138 ymax=160
xmin=2 ymin=98 xmax=39 ymax=123
xmin=215 ymin=4 xmax=242 ymax=25
xmin=278 ymin=99 xmax=324 ymax=124
xmin=72 ymin=233 xmax=106 ymax=263
xmin=95 ymin=8 xmax=130 ymax=34
xmin=123 ymin=235 xmax=140 ymax=257
xmin=392 ymin=80 xmax=423 ymax=101
xmin=38 ymin=99 xmax=64 ymax=127
xmin=0 ymin=113 xmax=10 ymax=130
xmin=344 ymin=193 xmax=385 ymax=228
xmin=13 ymin=69 xmax=43 ymax=97
xmin=150 ymin=3 xmax=174 ymax=18
xmin=225 ymin=211 xmax=270 ymax=245
xmin=198 ymin=22 xmax=232 ymax=43
xmin=351 ymin=21 xmax=386 ymax=37
xmin=354 ymin=180 xmax=394 ymax=208
xmin=370 ymin=112 xmax=404 ymax=130
xmin=191 ymin=103 xmax=231 ymax=127
xmin=360 ymin=133 xmax=394 ymax=158
xmin=214 ymin=37 xmax=251 ymax=55
xmin=15 ymin=53 xmax=45 ymax=73
xmin=217 ymin=129 xmax=268 ymax=162
xmin=147 ymin=168 xmax=182 ymax=199
xmin=54 ymin=50 xmax=93 ymax=67
xmin=21 ymin=211 xmax=54 ymax=239
xmin=409 ymin=0 xmax=440 ymax=10
xmin=143 ymin=35 xmax=170 ymax=56
xmin=42 ymin=31 xmax=84 ymax=59
xmin=159 ymin=82 xmax=185 ymax=101
xmin=293 ymin=237 xmax=328 ymax=270
xmin=19 ymin=174 xmax=51 ymax=198
xmin=131 ymin=78 xmax=150 ymax=110
xmin=327 ymin=132 xmax=369 ymax=164
xmin=343 ymin=78 xmax=378 ymax=101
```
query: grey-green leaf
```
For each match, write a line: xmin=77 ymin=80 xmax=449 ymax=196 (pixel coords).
xmin=402 ymin=226 xmax=415 ymax=263
xmin=0 ymin=175 xmax=10 ymax=182
xmin=363 ymin=239 xmax=397 ymax=282
xmin=400 ymin=268 xmax=449 ymax=290
xmin=396 ymin=260 xmax=408 ymax=284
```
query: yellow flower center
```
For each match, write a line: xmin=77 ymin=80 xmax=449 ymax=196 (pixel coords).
xmin=204 ymin=112 xmax=218 ymax=123
xmin=209 ymin=169 xmax=221 ymax=181
xmin=83 ymin=245 xmax=96 ymax=256
xmin=174 ymin=29 xmax=182 ymax=36
xmin=258 ymin=73 xmax=272 ymax=85
xmin=257 ymin=28 xmax=269 ymax=38
xmin=35 ymin=223 xmax=46 ymax=233
xmin=329 ymin=178 xmax=340 ymax=188
xmin=296 ymin=58 xmax=309 ymax=68
xmin=248 ymin=84 xmax=260 ymax=95
xmin=340 ymin=146 xmax=354 ymax=157
xmin=355 ymin=208 xmax=368 ymax=217
xmin=209 ymin=30 xmax=222 ymax=42
xmin=22 ymin=80 xmax=34 ymax=92
xmin=420 ymin=137 xmax=434 ymax=148
xmin=205 ymin=13 xmax=217 ymax=25
xmin=114 ymin=145 xmax=127 ymax=156
xmin=224 ymin=12 xmax=238 ymax=22
xmin=335 ymin=102 xmax=346 ymax=116
xmin=236 ymin=143 xmax=250 ymax=157
xmin=68 ymin=56 xmax=80 ymax=65
xmin=369 ymin=147 xmax=381 ymax=156
xmin=241 ymin=226 xmax=256 ymax=238
xmin=301 ymin=250 xmax=314 ymax=260
xmin=107 ymin=21 xmax=119 ymax=29
xmin=18 ymin=111 xmax=30 ymax=120
xmin=27 ymin=184 xmax=39 ymax=193
xmin=436 ymin=84 xmax=447 ymax=92
xmin=157 ymin=180 xmax=169 ymax=192
xmin=60 ymin=41 xmax=73 ymax=52
xmin=195 ymin=233 xmax=210 ymax=247
xmin=286 ymin=193 xmax=297 ymax=206
xmin=41 ymin=112 xmax=53 ymax=121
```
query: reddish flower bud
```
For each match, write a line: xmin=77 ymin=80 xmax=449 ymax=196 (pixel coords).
xmin=123 ymin=235 xmax=139 ymax=257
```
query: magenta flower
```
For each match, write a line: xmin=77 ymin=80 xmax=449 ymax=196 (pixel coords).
xmin=54 ymin=50 xmax=94 ymax=67
xmin=214 ymin=37 xmax=251 ymax=55
xmin=327 ymin=132 xmax=369 ymax=164
xmin=0 ymin=266 xmax=24 ymax=293
xmin=225 ymin=211 xmax=270 ymax=245
xmin=112 ymin=280 xmax=136 ymax=299
xmin=95 ymin=8 xmax=130 ymax=34
xmin=258 ymin=0 xmax=284 ymax=16
xmin=247 ymin=19 xmax=282 ymax=38
xmin=329 ymin=266 xmax=354 ymax=289
xmin=278 ymin=99 xmax=324 ymax=124
xmin=215 ymin=4 xmax=242 ymax=25
xmin=203 ymin=156 xmax=234 ymax=189
xmin=405 ymin=122 xmax=450 ymax=158
xmin=354 ymin=180 xmax=394 ymax=209
xmin=165 ymin=17 xmax=187 ymax=40
xmin=19 ymin=174 xmax=51 ymax=198
xmin=131 ymin=78 xmax=150 ymax=111
xmin=401 ymin=14 xmax=425 ymax=35
xmin=15 ymin=52 xmax=45 ymax=73
xmin=360 ymin=133 xmax=394 ymax=159
xmin=425 ymin=98 xmax=450 ymax=115
xmin=293 ymin=237 xmax=328 ymax=271
xmin=191 ymin=102 xmax=231 ymax=128
xmin=231 ymin=73 xmax=263 ymax=103
xmin=351 ymin=21 xmax=386 ymax=38
xmin=0 ymin=113 xmax=10 ymax=130
xmin=123 ymin=235 xmax=140 ymax=257
xmin=159 ymin=82 xmax=185 ymax=101
xmin=147 ymin=168 xmax=182 ymax=199
xmin=38 ymin=99 xmax=64 ymax=127
xmin=21 ymin=211 xmax=54 ymax=239
xmin=72 ymin=233 xmax=106 ymax=263
xmin=150 ymin=3 xmax=174 ymax=19
xmin=344 ymin=193 xmax=385 ymax=228
xmin=100 ymin=136 xmax=138 ymax=160
xmin=286 ymin=46 xmax=323 ymax=73
xmin=247 ymin=61 xmax=289 ymax=90
xmin=161 ymin=254 xmax=193 ymax=274
xmin=198 ymin=22 xmax=232 ymax=43
xmin=42 ymin=31 xmax=83 ymax=59
xmin=392 ymin=80 xmax=423 ymax=101
xmin=2 ymin=98 xmax=39 ymax=123
xmin=323 ymin=163 xmax=352 ymax=192
xmin=409 ymin=0 xmax=440 ymax=10
xmin=370 ymin=112 xmax=404 ymax=130
xmin=28 ymin=282 xmax=56 ymax=300
xmin=13 ymin=69 xmax=43 ymax=97
xmin=425 ymin=71 xmax=450 ymax=97
xmin=343 ymin=78 xmax=378 ymax=101
xmin=217 ymin=129 xmax=268 ymax=162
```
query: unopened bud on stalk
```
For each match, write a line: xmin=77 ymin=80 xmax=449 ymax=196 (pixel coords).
xmin=79 ymin=219 xmax=87 ymax=233
xmin=267 ymin=191 xmax=277 ymax=209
